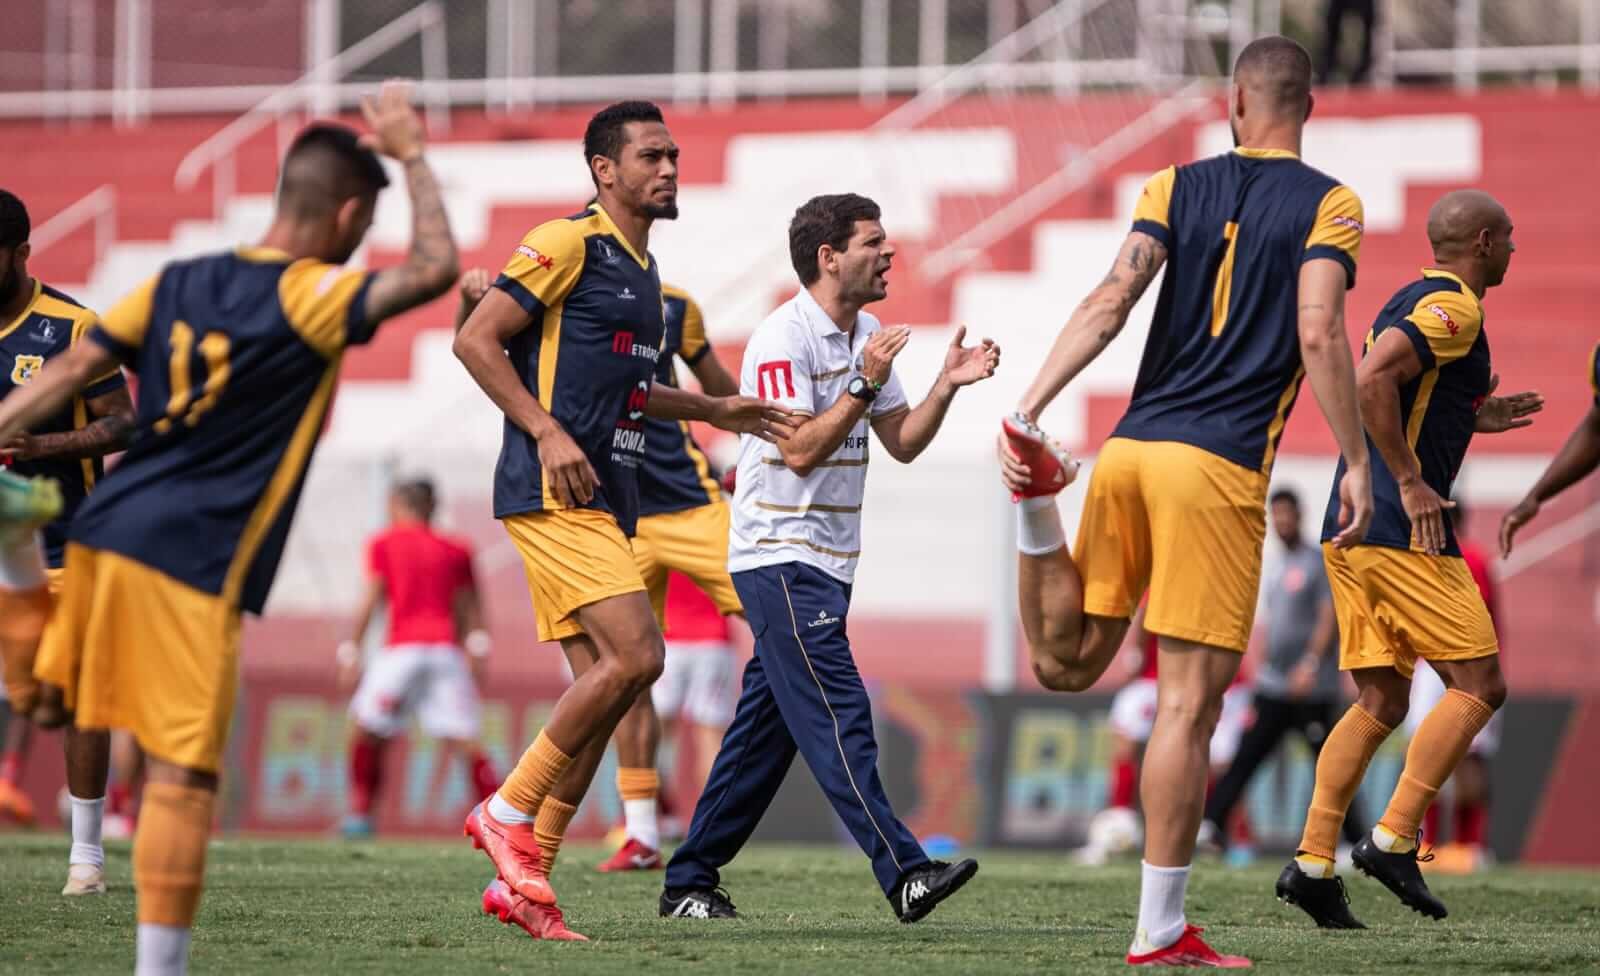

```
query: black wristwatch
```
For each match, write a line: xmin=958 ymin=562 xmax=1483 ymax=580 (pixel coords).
xmin=847 ymin=375 xmax=879 ymax=403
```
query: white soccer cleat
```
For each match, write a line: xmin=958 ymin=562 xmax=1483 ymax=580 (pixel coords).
xmin=62 ymin=863 xmax=107 ymax=896
xmin=1000 ymin=413 xmax=1081 ymax=501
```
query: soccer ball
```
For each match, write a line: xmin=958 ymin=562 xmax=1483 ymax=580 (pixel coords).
xmin=1085 ymin=806 xmax=1144 ymax=856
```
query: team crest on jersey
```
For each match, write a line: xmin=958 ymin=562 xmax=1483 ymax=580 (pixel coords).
xmin=10 ymin=354 xmax=45 ymax=384
xmin=1427 ymin=303 xmax=1459 ymax=336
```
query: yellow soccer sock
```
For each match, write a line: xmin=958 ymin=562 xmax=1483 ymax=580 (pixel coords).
xmin=617 ymin=766 xmax=660 ymax=848
xmin=534 ymin=797 xmax=579 ymax=875
xmin=1298 ymin=704 xmax=1393 ymax=860
xmin=497 ymin=731 xmax=573 ymax=819
xmin=133 ymin=783 xmax=215 ymax=928
xmin=1379 ymin=689 xmax=1495 ymax=844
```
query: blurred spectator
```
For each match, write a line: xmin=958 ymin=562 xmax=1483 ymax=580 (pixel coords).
xmin=1198 ymin=488 xmax=1367 ymax=858
xmin=1320 ymin=0 xmax=1377 ymax=85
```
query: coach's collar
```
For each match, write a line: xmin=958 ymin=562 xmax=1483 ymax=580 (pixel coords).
xmin=796 ymin=286 xmax=848 ymax=338
xmin=1234 ymin=146 xmax=1299 ymax=161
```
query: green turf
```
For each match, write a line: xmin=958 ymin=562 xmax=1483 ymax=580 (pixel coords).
xmin=1 ymin=836 xmax=1596 ymax=973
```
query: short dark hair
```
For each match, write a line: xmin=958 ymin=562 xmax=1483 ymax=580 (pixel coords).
xmin=583 ymin=100 xmax=665 ymax=185
xmin=393 ymin=477 xmax=436 ymax=518
xmin=0 ymin=188 xmax=29 ymax=250
xmin=1269 ymin=488 xmax=1301 ymax=509
xmin=277 ymin=123 xmax=389 ymax=217
xmin=788 ymin=193 xmax=882 ymax=286
xmin=1233 ymin=35 xmax=1313 ymax=113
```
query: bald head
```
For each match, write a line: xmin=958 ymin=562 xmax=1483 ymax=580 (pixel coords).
xmin=1233 ymin=36 xmax=1313 ymax=118
xmin=1427 ymin=190 xmax=1508 ymax=259
xmin=276 ymin=124 xmax=389 ymax=220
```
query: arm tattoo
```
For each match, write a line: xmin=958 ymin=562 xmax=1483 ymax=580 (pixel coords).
xmin=26 ymin=414 xmax=134 ymax=461
xmin=365 ymin=156 xmax=460 ymax=323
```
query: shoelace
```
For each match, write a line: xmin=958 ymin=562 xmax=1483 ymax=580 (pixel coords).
xmin=709 ymin=887 xmax=736 ymax=911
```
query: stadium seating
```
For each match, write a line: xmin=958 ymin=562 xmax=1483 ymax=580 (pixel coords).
xmin=15 ymin=90 xmax=1599 ymax=692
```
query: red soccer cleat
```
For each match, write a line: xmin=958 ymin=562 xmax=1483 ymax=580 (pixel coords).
xmin=482 ymin=878 xmax=588 ymax=942
xmin=1126 ymin=926 xmax=1252 ymax=968
xmin=596 ymin=837 xmax=663 ymax=873
xmin=1001 ymin=413 xmax=1080 ymax=501
xmin=464 ymin=802 xmax=556 ymax=906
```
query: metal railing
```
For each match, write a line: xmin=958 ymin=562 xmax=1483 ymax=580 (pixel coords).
xmin=30 ymin=185 xmax=117 ymax=268
xmin=172 ymin=1 xmax=448 ymax=216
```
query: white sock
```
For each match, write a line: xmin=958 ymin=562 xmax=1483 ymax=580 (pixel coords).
xmin=624 ymin=797 xmax=660 ymax=849
xmin=1371 ymin=823 xmax=1416 ymax=853
xmin=1016 ymin=496 xmax=1066 ymax=555
xmin=487 ymin=791 xmax=535 ymax=826
xmin=1131 ymin=861 xmax=1190 ymax=954
xmin=0 ymin=528 xmax=45 ymax=589
xmin=135 ymin=923 xmax=191 ymax=976
xmin=69 ymin=795 xmax=106 ymax=867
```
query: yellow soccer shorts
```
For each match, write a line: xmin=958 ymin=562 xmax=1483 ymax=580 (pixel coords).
xmin=1074 ymin=437 xmax=1268 ymax=653
xmin=632 ymin=502 xmax=743 ymax=627
xmin=503 ymin=508 xmax=647 ymax=643
xmin=34 ymin=544 xmax=241 ymax=773
xmin=1322 ymin=542 xmax=1498 ymax=678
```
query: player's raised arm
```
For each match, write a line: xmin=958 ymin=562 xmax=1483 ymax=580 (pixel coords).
xmin=1298 ymin=258 xmax=1371 ymax=548
xmin=359 ymin=81 xmax=460 ymax=325
xmin=1015 ymin=230 xmax=1166 ymax=422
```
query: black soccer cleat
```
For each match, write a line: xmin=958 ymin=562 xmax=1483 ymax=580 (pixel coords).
xmin=891 ymin=858 xmax=979 ymax=923
xmin=1276 ymin=861 xmax=1366 ymax=929
xmin=660 ymin=886 xmax=738 ymax=919
xmin=1351 ymin=836 xmax=1447 ymax=919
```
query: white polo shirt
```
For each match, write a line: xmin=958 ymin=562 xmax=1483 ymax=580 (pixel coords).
xmin=728 ymin=288 xmax=909 ymax=583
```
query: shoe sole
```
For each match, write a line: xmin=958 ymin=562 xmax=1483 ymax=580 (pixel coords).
xmin=464 ymin=816 xmax=556 ymax=906
xmin=1351 ymin=851 xmax=1447 ymax=920
xmin=899 ymin=861 xmax=979 ymax=924
xmin=1000 ymin=418 xmax=1076 ymax=500
xmin=1275 ymin=879 xmax=1365 ymax=930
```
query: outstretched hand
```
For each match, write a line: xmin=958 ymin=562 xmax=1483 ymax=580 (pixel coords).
xmin=711 ymin=397 xmax=800 ymax=443
xmin=942 ymin=325 xmax=1000 ymax=388
xmin=1475 ymin=374 xmax=1543 ymax=433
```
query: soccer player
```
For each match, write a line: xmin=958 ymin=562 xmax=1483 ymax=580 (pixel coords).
xmin=999 ymin=36 xmax=1371 ymax=966
xmin=0 ymin=81 xmax=461 ymax=975
xmin=1277 ymin=189 xmax=1539 ymax=929
xmin=600 ymin=279 xmax=743 ymax=873
xmin=1408 ymin=502 xmax=1500 ymax=872
xmin=1199 ymin=488 xmax=1368 ymax=861
xmin=339 ymin=477 xmax=498 ymax=839
xmin=0 ymin=187 xmax=136 ymax=893
xmin=1499 ymin=345 xmax=1600 ymax=555
xmin=452 ymin=100 xmax=791 ymax=940
xmin=660 ymin=192 xmax=996 ymax=923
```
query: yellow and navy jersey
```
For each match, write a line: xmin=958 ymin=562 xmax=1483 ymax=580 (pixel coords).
xmin=0 ymin=280 xmax=126 ymax=569
xmin=1320 ymin=269 xmax=1490 ymax=557
xmin=491 ymin=204 xmax=666 ymax=536
xmin=1112 ymin=148 xmax=1365 ymax=474
xmin=72 ymin=247 xmax=377 ymax=614
xmin=1591 ymin=342 xmax=1600 ymax=407
xmin=638 ymin=284 xmax=723 ymax=518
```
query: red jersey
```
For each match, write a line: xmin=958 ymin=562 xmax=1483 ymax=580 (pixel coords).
xmin=367 ymin=523 xmax=476 ymax=647
xmin=662 ymin=572 xmax=729 ymax=644
xmin=1459 ymin=538 xmax=1499 ymax=628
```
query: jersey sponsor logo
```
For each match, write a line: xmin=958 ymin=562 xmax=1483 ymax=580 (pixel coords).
xmin=1427 ymin=303 xmax=1459 ymax=336
xmin=757 ymin=360 xmax=795 ymax=399
xmin=619 ymin=287 xmax=637 ymax=301
xmin=1331 ymin=214 xmax=1364 ymax=234
xmin=613 ymin=331 xmax=661 ymax=362
xmin=627 ymin=380 xmax=650 ymax=422
xmin=30 ymin=321 xmax=57 ymax=343
xmin=9 ymin=354 xmax=44 ymax=385
xmin=514 ymin=244 xmax=554 ymax=270
xmin=595 ymin=239 xmax=620 ymax=264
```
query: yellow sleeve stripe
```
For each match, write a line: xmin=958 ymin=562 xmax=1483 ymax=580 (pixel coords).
xmin=98 ymin=274 xmax=160 ymax=350
xmin=1131 ymin=166 xmax=1176 ymax=242
xmin=1399 ymin=288 xmax=1482 ymax=370
xmin=680 ymin=293 xmax=708 ymax=363
xmin=498 ymin=219 xmax=588 ymax=313
xmin=279 ymin=260 xmax=369 ymax=360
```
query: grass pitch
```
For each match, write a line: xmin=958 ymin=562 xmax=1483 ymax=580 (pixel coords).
xmin=1 ymin=836 xmax=1596 ymax=973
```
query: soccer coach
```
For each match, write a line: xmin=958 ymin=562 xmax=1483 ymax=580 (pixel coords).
xmin=660 ymin=193 xmax=999 ymax=923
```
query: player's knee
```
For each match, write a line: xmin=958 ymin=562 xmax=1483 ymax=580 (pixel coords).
xmin=1469 ymin=672 xmax=1507 ymax=712
xmin=618 ymin=637 xmax=666 ymax=692
xmin=1031 ymin=653 xmax=1094 ymax=693
xmin=1355 ymin=684 xmax=1408 ymax=728
xmin=1155 ymin=688 xmax=1222 ymax=738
